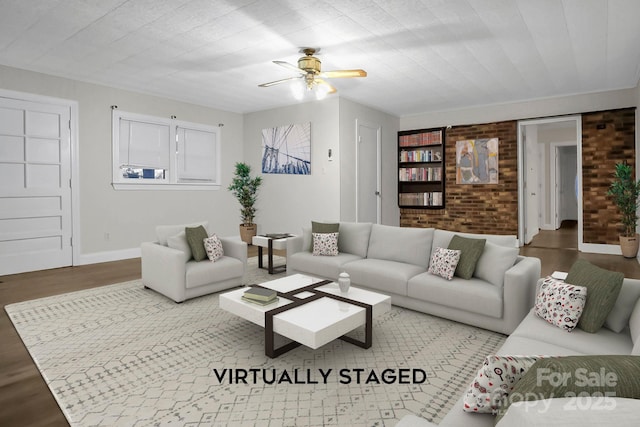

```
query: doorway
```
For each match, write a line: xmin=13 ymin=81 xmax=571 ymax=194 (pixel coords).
xmin=356 ymin=120 xmax=381 ymax=224
xmin=518 ymin=116 xmax=581 ymax=249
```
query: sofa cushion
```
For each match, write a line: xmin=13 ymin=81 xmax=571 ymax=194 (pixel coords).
xmin=337 ymin=222 xmax=372 ymax=257
xmin=167 ymin=231 xmax=192 ymax=263
xmin=156 ymin=221 xmax=208 ymax=246
xmin=204 ymin=234 xmax=224 ymax=261
xmin=447 ymin=235 xmax=486 ymax=279
xmin=309 ymin=221 xmax=339 ymax=250
xmin=343 ymin=259 xmax=426 ymax=296
xmin=432 ymin=229 xmax=516 ymax=252
xmin=185 ymin=256 xmax=244 ymax=288
xmin=496 ymin=355 xmax=640 ymax=423
xmin=185 ymin=225 xmax=209 ymax=262
xmin=565 ymin=259 xmax=624 ymax=333
xmin=427 ymin=247 xmax=461 ymax=280
xmin=510 ymin=310 xmax=634 ymax=355
xmin=605 ymin=278 xmax=640 ymax=333
xmin=473 ymin=242 xmax=519 ymax=288
xmin=497 ymin=397 xmax=640 ymax=427
xmin=463 ymin=355 xmax=542 ymax=414
xmin=312 ymin=232 xmax=339 ymax=256
xmin=366 ymin=224 xmax=434 ymax=267
xmin=497 ymin=335 xmax=585 ymax=356
xmin=534 ymin=276 xmax=587 ymax=332
xmin=288 ymin=251 xmax=362 ymax=279
xmin=407 ymin=273 xmax=503 ymax=318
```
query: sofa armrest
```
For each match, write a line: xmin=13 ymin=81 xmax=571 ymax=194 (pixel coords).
xmin=502 ymin=256 xmax=541 ymax=334
xmin=220 ymin=236 xmax=248 ymax=273
xmin=287 ymin=234 xmax=305 ymax=255
xmin=141 ymin=242 xmax=188 ymax=302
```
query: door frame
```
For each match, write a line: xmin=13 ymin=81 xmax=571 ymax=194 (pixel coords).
xmin=355 ymin=119 xmax=381 ymax=224
xmin=0 ymin=88 xmax=80 ymax=267
xmin=517 ymin=115 xmax=582 ymax=248
xmin=549 ymin=142 xmax=578 ymax=230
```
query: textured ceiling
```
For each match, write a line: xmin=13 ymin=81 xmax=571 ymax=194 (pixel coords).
xmin=1 ymin=0 xmax=639 ymax=117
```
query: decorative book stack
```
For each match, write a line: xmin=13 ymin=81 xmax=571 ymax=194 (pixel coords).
xmin=242 ymin=286 xmax=279 ymax=306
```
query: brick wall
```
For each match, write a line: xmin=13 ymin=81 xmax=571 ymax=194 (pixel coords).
xmin=399 ymin=108 xmax=637 ymax=242
xmin=582 ymin=108 xmax=636 ymax=244
xmin=400 ymin=121 xmax=519 ymax=235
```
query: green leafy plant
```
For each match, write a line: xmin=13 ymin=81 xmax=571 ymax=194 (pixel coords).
xmin=228 ymin=162 xmax=262 ymax=226
xmin=607 ymin=162 xmax=640 ymax=237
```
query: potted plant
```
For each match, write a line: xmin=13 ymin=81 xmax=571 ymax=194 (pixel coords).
xmin=228 ymin=162 xmax=262 ymax=244
xmin=607 ymin=162 xmax=640 ymax=258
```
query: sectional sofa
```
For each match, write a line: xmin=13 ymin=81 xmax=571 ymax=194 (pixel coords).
xmin=397 ymin=276 xmax=640 ymax=426
xmin=286 ymin=222 xmax=541 ymax=335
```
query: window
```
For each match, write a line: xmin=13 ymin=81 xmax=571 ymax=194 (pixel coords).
xmin=112 ymin=110 xmax=220 ymax=190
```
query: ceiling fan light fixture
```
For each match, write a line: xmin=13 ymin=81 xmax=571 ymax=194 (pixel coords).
xmin=290 ymin=79 xmax=305 ymax=100
xmin=315 ymin=84 xmax=329 ymax=100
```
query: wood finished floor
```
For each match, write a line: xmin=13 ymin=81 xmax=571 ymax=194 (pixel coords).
xmin=2 ymin=230 xmax=640 ymax=426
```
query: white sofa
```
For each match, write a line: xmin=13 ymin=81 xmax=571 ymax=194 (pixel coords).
xmin=141 ymin=221 xmax=247 ymax=303
xmin=397 ymin=276 xmax=640 ymax=427
xmin=286 ymin=222 xmax=541 ymax=335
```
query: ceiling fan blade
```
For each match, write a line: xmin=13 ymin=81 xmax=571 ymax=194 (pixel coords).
xmin=258 ymin=76 xmax=300 ymax=87
xmin=320 ymin=69 xmax=367 ymax=79
xmin=273 ymin=60 xmax=304 ymax=74
xmin=315 ymin=79 xmax=337 ymax=94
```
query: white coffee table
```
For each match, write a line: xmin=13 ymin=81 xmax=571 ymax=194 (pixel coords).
xmin=251 ymin=234 xmax=293 ymax=274
xmin=219 ymin=274 xmax=391 ymax=358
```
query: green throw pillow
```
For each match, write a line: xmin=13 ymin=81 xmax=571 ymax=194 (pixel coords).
xmin=565 ymin=259 xmax=624 ymax=333
xmin=447 ymin=235 xmax=486 ymax=280
xmin=309 ymin=221 xmax=339 ymax=251
xmin=495 ymin=355 xmax=640 ymax=424
xmin=185 ymin=225 xmax=208 ymax=261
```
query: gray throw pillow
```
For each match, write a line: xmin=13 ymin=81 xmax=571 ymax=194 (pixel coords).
xmin=185 ymin=225 xmax=208 ymax=262
xmin=309 ymin=221 xmax=339 ymax=251
xmin=565 ymin=259 xmax=624 ymax=333
xmin=447 ymin=235 xmax=486 ymax=280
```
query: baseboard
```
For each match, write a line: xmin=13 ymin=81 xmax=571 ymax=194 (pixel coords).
xmin=578 ymin=243 xmax=621 ymax=255
xmin=76 ymin=247 xmax=140 ymax=266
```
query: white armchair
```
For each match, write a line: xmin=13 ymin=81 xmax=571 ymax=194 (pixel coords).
xmin=141 ymin=221 xmax=247 ymax=303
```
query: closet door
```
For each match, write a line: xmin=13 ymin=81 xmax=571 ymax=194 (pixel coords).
xmin=0 ymin=97 xmax=72 ymax=275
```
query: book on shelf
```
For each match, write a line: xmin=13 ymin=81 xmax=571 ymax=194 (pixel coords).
xmin=241 ymin=295 xmax=279 ymax=306
xmin=243 ymin=286 xmax=277 ymax=302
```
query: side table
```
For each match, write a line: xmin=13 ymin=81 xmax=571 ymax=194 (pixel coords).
xmin=251 ymin=234 xmax=293 ymax=274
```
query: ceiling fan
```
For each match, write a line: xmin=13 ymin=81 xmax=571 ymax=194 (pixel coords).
xmin=258 ymin=48 xmax=367 ymax=99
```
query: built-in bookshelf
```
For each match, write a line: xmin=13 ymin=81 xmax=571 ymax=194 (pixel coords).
xmin=398 ymin=127 xmax=445 ymax=209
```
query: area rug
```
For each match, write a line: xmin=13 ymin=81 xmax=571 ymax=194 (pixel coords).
xmin=6 ymin=259 xmax=506 ymax=427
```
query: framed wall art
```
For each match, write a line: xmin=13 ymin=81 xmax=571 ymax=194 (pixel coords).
xmin=456 ymin=138 xmax=499 ymax=184
xmin=261 ymin=122 xmax=311 ymax=175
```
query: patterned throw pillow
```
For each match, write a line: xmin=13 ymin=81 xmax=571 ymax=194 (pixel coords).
xmin=534 ymin=276 xmax=587 ymax=332
xmin=463 ymin=355 xmax=543 ymax=414
xmin=427 ymin=247 xmax=461 ymax=280
xmin=203 ymin=234 xmax=224 ymax=262
xmin=312 ymin=232 xmax=339 ymax=256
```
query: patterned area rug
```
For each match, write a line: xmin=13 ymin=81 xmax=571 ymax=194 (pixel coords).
xmin=6 ymin=257 xmax=505 ymax=427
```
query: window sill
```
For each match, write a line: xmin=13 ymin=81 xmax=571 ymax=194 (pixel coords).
xmin=112 ymin=182 xmax=221 ymax=191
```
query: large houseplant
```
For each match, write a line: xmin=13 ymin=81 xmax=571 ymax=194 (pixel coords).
xmin=607 ymin=162 xmax=640 ymax=258
xmin=228 ymin=162 xmax=262 ymax=244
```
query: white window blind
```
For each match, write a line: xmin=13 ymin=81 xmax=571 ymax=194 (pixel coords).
xmin=119 ymin=119 xmax=170 ymax=169
xmin=177 ymin=126 xmax=217 ymax=182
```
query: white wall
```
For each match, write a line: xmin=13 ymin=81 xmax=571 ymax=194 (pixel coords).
xmin=338 ymin=98 xmax=400 ymax=225
xmin=243 ymin=98 xmax=340 ymax=235
xmin=400 ymin=88 xmax=637 ymax=130
xmin=0 ymin=65 xmax=244 ymax=264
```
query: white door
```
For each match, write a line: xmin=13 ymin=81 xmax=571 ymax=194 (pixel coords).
xmin=356 ymin=121 xmax=381 ymax=223
xmin=524 ymin=125 xmax=540 ymax=244
xmin=0 ymin=97 xmax=72 ymax=275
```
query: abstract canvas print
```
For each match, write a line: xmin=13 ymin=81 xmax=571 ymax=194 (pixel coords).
xmin=456 ymin=138 xmax=499 ymax=184
xmin=261 ymin=122 xmax=311 ymax=174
